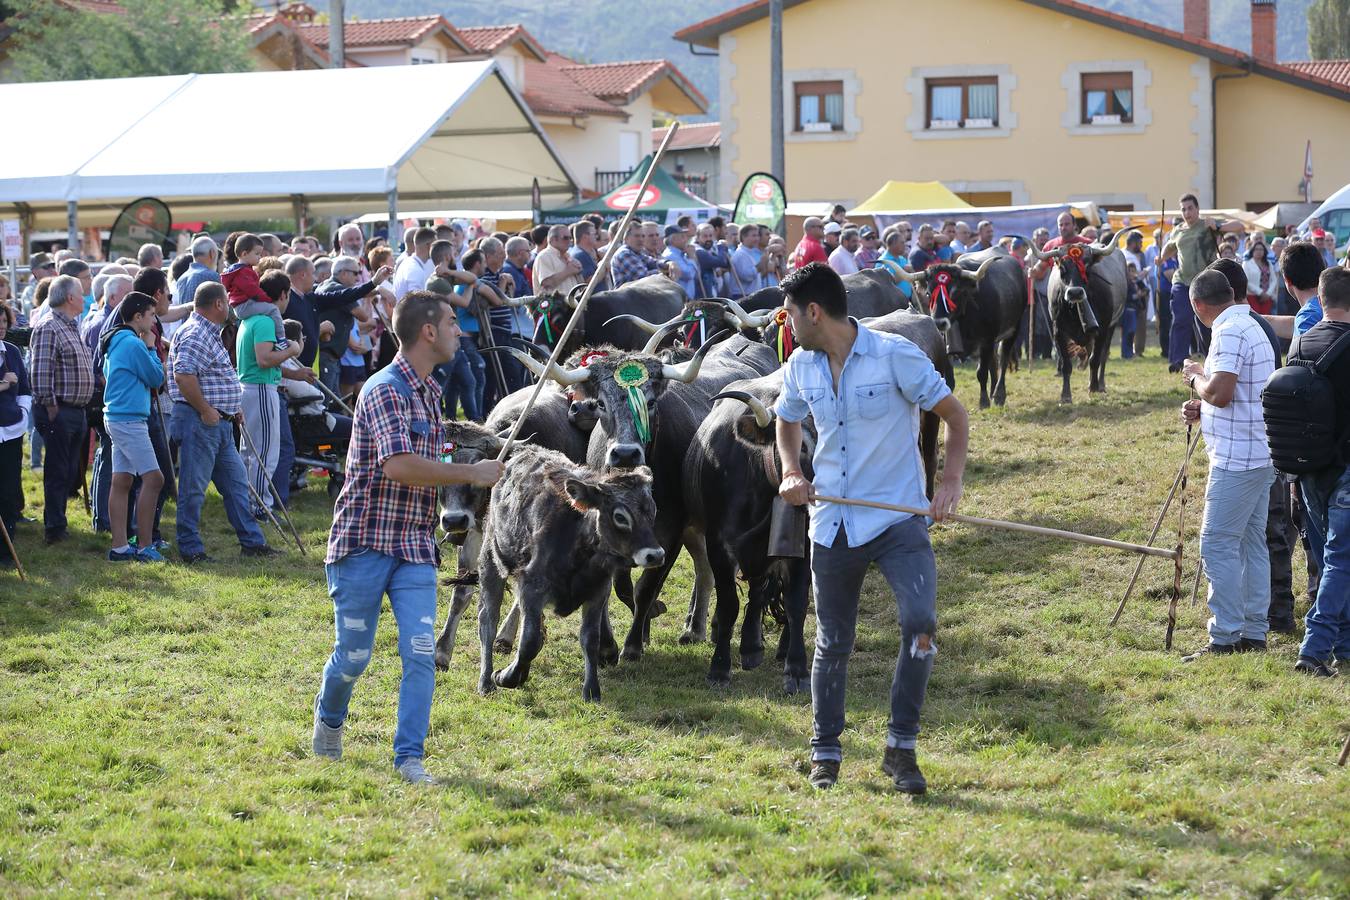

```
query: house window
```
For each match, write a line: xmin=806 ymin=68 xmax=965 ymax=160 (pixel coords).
xmin=925 ymin=77 xmax=998 ymax=129
xmin=1081 ymin=72 xmax=1132 ymax=124
xmin=411 ymin=50 xmax=438 ymax=65
xmin=794 ymin=80 xmax=844 ymax=133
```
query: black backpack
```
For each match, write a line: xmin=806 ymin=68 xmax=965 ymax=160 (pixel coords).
xmin=1261 ymin=328 xmax=1350 ymax=476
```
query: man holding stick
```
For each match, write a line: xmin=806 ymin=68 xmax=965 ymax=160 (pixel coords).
xmin=775 ymin=262 xmax=969 ymax=794
xmin=311 ymin=290 xmax=503 ymax=785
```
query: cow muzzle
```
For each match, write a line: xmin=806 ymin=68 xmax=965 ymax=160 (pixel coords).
xmin=632 ymin=547 xmax=666 ymax=569
xmin=607 ymin=443 xmax=646 ymax=469
xmin=440 ymin=511 xmax=472 ymax=538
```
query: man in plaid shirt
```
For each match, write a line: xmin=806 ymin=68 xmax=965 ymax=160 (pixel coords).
xmin=611 ymin=221 xmax=664 ymax=288
xmin=312 ymin=289 xmax=503 ymax=785
xmin=167 ymin=282 xmax=273 ymax=563
xmin=29 ymin=275 xmax=94 ymax=544
xmin=1180 ymin=270 xmax=1277 ymax=661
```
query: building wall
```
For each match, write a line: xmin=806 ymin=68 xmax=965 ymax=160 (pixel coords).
xmin=1215 ymin=72 xmax=1350 ymax=207
xmin=721 ymin=0 xmax=1247 ymax=208
xmin=541 ymin=97 xmax=648 ymax=194
xmin=348 ymin=47 xmax=411 ymax=68
xmin=660 ymin=148 xmax=720 ymax=201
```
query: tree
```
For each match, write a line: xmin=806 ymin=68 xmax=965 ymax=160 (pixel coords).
xmin=1308 ymin=0 xmax=1350 ymax=59
xmin=5 ymin=0 xmax=254 ymax=82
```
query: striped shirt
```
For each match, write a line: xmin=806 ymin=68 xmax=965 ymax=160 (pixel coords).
xmin=29 ymin=306 xmax=95 ymax=408
xmin=167 ymin=311 xmax=243 ymax=415
xmin=1200 ymin=303 xmax=1276 ymax=471
xmin=326 ymin=355 xmax=444 ymax=565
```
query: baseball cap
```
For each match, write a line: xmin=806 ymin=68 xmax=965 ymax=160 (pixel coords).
xmin=823 ymin=222 xmax=843 ymax=235
xmin=860 ymin=226 xmax=878 ymax=238
xmin=663 ymin=224 xmax=683 ymax=238
xmin=1312 ymin=228 xmax=1328 ymax=239
xmin=29 ymin=252 xmax=54 ymax=271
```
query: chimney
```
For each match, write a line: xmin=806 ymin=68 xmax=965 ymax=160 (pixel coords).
xmin=1183 ymin=0 xmax=1210 ymax=42
xmin=1251 ymin=0 xmax=1277 ymax=63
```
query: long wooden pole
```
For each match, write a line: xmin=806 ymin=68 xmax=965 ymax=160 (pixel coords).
xmin=1110 ymin=426 xmax=1203 ymax=625
xmin=0 ymin=516 xmax=25 ymax=581
xmin=811 ymin=495 xmax=1180 ymax=560
xmin=1166 ymin=386 xmax=1197 ymax=651
xmin=496 ymin=122 xmax=681 ymax=462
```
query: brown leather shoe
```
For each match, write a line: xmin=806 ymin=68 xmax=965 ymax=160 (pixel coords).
xmin=809 ymin=759 xmax=840 ymax=790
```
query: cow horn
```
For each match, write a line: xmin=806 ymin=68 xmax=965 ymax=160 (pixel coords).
xmin=1088 ymin=229 xmax=1126 ymax=258
xmin=1027 ymin=243 xmax=1065 ymax=263
xmin=641 ymin=317 xmax=687 ymax=354
xmin=961 ymin=255 xmax=1000 ymax=283
xmin=561 ymin=284 xmax=587 ymax=309
xmin=485 ymin=345 xmax=592 ymax=386
xmin=720 ymin=296 xmax=772 ymax=328
xmin=661 ymin=331 xmax=721 ymax=383
xmin=501 ymin=293 xmax=526 ymax=308
xmin=603 ymin=313 xmax=666 ymax=334
xmin=713 ymin=390 xmax=774 ymax=428
xmin=893 ymin=267 xmax=925 ymax=283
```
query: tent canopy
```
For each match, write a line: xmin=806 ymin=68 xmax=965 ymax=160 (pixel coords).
xmin=1 ymin=60 xmax=576 ymax=229
xmin=543 ymin=154 xmax=719 ymax=223
xmin=848 ymin=181 xmax=971 ymax=216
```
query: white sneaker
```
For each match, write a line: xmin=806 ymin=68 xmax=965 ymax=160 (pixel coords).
xmin=312 ymin=694 xmax=344 ymax=760
xmin=396 ymin=758 xmax=436 ymax=785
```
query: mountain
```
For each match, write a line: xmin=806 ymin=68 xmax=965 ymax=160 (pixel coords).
xmin=344 ymin=0 xmax=1318 ymax=121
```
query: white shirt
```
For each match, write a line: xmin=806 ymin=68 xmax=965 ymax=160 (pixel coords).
xmin=1200 ymin=303 xmax=1276 ymax=471
xmin=391 ymin=254 xmax=435 ymax=301
xmin=828 ymin=245 xmax=860 ymax=276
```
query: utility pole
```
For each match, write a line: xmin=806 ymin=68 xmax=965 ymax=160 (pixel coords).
xmin=769 ymin=0 xmax=784 ymax=185
xmin=329 ymin=0 xmax=345 ymax=69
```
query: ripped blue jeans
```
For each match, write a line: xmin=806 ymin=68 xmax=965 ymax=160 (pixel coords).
xmin=809 ymin=516 xmax=938 ymax=762
xmin=317 ymin=548 xmax=438 ymax=766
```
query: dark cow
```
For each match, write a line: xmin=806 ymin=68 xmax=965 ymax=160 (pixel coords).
xmin=684 ymin=370 xmax=815 ymax=691
xmin=896 ymin=250 xmax=1024 ymax=408
xmin=1028 ymin=233 xmax=1127 ymax=403
xmin=476 ymin=445 xmax=664 ymax=701
xmin=606 ymin=297 xmax=774 ymax=351
xmin=530 ymin=274 xmax=687 ymax=356
xmin=736 ymin=267 xmax=911 ymax=319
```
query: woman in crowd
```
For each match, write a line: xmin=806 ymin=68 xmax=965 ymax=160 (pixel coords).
xmin=0 ymin=303 xmax=31 ymax=568
xmin=1242 ymin=236 xmax=1277 ymax=315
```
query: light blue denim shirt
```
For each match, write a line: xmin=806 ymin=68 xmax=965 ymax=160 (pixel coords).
xmin=776 ymin=321 xmax=951 ymax=548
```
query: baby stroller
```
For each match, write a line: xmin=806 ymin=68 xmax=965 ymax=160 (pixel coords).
xmin=284 ymin=377 xmax=353 ymax=499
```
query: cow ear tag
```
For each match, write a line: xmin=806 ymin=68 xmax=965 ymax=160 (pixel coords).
xmin=440 ymin=439 xmax=456 ymax=463
xmin=614 ymin=362 xmax=652 ymax=444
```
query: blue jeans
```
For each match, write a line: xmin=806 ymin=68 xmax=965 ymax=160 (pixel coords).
xmin=91 ymin=424 xmax=113 ymax=531
xmin=170 ymin=403 xmax=267 ymax=556
xmin=317 ymin=548 xmax=438 ymax=766
xmin=1298 ymin=465 xmax=1350 ymax=661
xmin=1168 ymin=281 xmax=1195 ymax=367
xmin=1200 ymin=465 xmax=1275 ymax=645
xmin=272 ymin=388 xmax=295 ymax=508
xmin=809 ymin=517 xmax=938 ymax=761
xmin=441 ymin=335 xmax=484 ymax=422
xmin=28 ymin=425 xmax=43 ymax=467
xmin=33 ymin=403 xmax=85 ymax=538
xmin=1119 ymin=307 xmax=1137 ymax=359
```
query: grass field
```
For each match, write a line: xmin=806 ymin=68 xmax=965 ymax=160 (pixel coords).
xmin=1 ymin=353 xmax=1346 ymax=897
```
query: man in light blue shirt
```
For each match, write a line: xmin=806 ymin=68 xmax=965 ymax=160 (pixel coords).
xmin=728 ymin=224 xmax=768 ymax=299
xmin=775 ymin=262 xmax=969 ymax=795
xmin=661 ymin=225 xmax=700 ymax=299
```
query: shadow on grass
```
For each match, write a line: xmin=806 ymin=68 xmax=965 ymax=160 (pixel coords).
xmin=1002 ymin=384 xmax=1185 ymax=426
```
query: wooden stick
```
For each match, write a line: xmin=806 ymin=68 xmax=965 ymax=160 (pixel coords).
xmin=496 ymin=122 xmax=681 ymax=462
xmin=1166 ymin=389 xmax=1196 ymax=651
xmin=0 ymin=516 xmax=26 ymax=581
xmin=1110 ymin=427 xmax=1203 ymax=625
xmin=1189 ymin=558 xmax=1205 ymax=607
xmin=810 ymin=495 xmax=1180 ymax=560
xmin=1338 ymin=732 xmax=1349 ymax=767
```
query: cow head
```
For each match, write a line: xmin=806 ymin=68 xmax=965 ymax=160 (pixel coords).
xmin=548 ymin=463 xmax=664 ymax=568
xmin=528 ymin=284 xmax=588 ymax=354
xmin=605 ymin=297 xmax=770 ymax=350
xmin=437 ymin=420 xmax=508 ymax=544
xmin=760 ymin=307 xmax=797 ymax=363
xmin=712 ymin=389 xmax=817 ymax=484
xmin=1027 ymin=232 xmax=1124 ymax=334
xmin=894 ymin=256 xmax=999 ymax=334
xmin=494 ymin=321 xmax=721 ymax=470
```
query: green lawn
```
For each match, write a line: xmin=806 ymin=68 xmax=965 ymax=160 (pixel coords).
xmin=1 ymin=354 xmax=1346 ymax=897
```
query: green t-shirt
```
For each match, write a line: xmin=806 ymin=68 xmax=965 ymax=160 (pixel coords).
xmin=236 ymin=315 xmax=282 ymax=385
xmin=1168 ymin=221 xmax=1219 ymax=286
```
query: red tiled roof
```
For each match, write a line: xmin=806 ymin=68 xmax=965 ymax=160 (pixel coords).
xmin=562 ymin=59 xmax=708 ymax=111
xmin=676 ymin=0 xmax=1350 ymax=101
xmin=295 ymin=15 xmax=466 ymax=51
xmin=456 ymin=23 xmax=546 ymax=60
xmin=1285 ymin=60 xmax=1350 ymax=90
xmin=653 ymin=121 xmax=721 ymax=151
xmin=522 ymin=53 xmax=628 ymax=119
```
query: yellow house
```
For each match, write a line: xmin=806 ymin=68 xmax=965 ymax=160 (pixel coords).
xmin=675 ymin=0 xmax=1350 ymax=211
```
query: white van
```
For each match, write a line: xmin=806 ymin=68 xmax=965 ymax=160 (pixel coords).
xmin=1298 ymin=182 xmax=1350 ymax=248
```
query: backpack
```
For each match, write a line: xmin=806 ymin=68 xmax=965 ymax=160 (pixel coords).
xmin=1261 ymin=328 xmax=1350 ymax=476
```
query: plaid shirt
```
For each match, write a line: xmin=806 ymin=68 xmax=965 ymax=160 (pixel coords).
xmin=29 ymin=306 xmax=95 ymax=407
xmin=168 ymin=312 xmax=243 ymax=415
xmin=1200 ymin=304 xmax=1276 ymax=472
xmin=326 ymin=355 xmax=444 ymax=565
xmin=612 ymin=245 xmax=663 ymax=287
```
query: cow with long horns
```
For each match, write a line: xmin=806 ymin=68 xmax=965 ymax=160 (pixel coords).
xmin=529 ymin=274 xmax=687 ymax=357
xmin=1027 ymin=231 xmax=1128 ymax=403
xmin=894 ymin=249 xmax=1025 ymax=408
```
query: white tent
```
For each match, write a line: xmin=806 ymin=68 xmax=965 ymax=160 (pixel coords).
xmin=0 ymin=60 xmax=576 ymax=238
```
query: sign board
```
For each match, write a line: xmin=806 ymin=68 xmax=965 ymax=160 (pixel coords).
xmin=1 ymin=220 xmax=19 ymax=263
xmin=731 ymin=172 xmax=787 ymax=236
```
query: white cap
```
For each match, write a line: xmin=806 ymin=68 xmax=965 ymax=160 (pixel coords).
xmin=823 ymin=221 xmax=843 ymax=234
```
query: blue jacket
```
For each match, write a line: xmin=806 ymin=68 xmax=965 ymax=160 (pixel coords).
xmin=102 ymin=328 xmax=164 ymax=422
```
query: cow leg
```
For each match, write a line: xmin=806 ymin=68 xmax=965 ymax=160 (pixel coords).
xmin=976 ymin=348 xmax=991 ymax=409
xmin=740 ymin=578 xmax=768 ymax=671
xmin=493 ymin=585 xmax=544 ymax=689
xmin=1055 ymin=332 xmax=1074 ymax=404
xmin=621 ymin=519 xmax=683 ymax=662
xmin=781 ymin=555 xmax=812 ymax=694
xmin=1090 ymin=326 xmax=1114 ymax=393
xmin=680 ymin=531 xmax=713 ymax=644
xmin=705 ymin=537 xmax=743 ymax=686
xmin=994 ymin=336 xmax=1014 ymax=406
xmin=598 ymin=605 xmax=620 ymax=667
xmin=437 ymin=531 xmax=482 ymax=669
xmin=494 ymin=601 xmax=521 ymax=653
xmin=579 ymin=590 xmax=608 ymax=702
xmin=919 ymin=410 xmax=939 ymax=499
xmin=476 ymin=555 xmax=506 ymax=695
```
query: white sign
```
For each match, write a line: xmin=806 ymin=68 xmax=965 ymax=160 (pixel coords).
xmin=1 ymin=220 xmax=19 ymax=262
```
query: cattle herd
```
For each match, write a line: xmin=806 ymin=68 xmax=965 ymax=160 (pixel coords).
xmin=425 ymin=236 xmax=1130 ymax=699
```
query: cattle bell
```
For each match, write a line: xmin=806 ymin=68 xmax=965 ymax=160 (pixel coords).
xmin=767 ymin=497 xmax=808 ymax=559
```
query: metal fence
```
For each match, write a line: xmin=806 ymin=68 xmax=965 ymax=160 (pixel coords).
xmin=594 ymin=168 xmax=709 ymax=198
